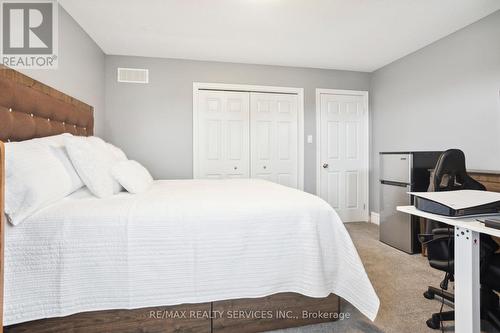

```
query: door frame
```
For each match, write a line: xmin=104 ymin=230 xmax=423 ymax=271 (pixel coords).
xmin=315 ymin=88 xmax=370 ymax=222
xmin=193 ymin=82 xmax=305 ymax=190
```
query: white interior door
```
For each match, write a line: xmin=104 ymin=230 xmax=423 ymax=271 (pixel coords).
xmin=250 ymin=92 xmax=298 ymax=188
xmin=318 ymin=91 xmax=368 ymax=222
xmin=196 ymin=90 xmax=250 ymax=179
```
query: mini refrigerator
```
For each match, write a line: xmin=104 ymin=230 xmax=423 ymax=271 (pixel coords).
xmin=379 ymin=152 xmax=442 ymax=254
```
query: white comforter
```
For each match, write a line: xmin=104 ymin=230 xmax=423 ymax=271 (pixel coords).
xmin=4 ymin=179 xmax=379 ymax=325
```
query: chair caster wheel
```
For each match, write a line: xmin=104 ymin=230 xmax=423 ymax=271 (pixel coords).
xmin=424 ymin=291 xmax=435 ymax=300
xmin=426 ymin=318 xmax=440 ymax=330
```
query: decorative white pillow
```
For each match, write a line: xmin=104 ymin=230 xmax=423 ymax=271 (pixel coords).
xmin=4 ymin=135 xmax=84 ymax=225
xmin=105 ymin=141 xmax=127 ymax=193
xmin=65 ymin=136 xmax=123 ymax=198
xmin=111 ymin=160 xmax=153 ymax=194
xmin=107 ymin=142 xmax=127 ymax=161
xmin=31 ymin=133 xmax=73 ymax=146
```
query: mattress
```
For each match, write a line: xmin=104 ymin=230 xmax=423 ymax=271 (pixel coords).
xmin=4 ymin=179 xmax=379 ymax=325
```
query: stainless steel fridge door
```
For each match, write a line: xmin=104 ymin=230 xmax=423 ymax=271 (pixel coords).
xmin=380 ymin=153 xmax=412 ymax=184
xmin=380 ymin=182 xmax=413 ymax=253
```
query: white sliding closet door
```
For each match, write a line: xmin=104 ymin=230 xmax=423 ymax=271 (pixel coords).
xmin=196 ymin=90 xmax=250 ymax=179
xmin=250 ymin=93 xmax=298 ymax=188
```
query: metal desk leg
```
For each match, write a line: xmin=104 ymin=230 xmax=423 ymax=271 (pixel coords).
xmin=454 ymin=226 xmax=480 ymax=333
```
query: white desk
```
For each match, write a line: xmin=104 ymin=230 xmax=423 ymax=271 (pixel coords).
xmin=397 ymin=205 xmax=500 ymax=333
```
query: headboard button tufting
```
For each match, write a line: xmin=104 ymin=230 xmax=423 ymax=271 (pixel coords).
xmin=0 ymin=68 xmax=94 ymax=140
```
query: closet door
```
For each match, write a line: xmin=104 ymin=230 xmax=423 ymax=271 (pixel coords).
xmin=250 ymin=93 xmax=298 ymax=188
xmin=196 ymin=90 xmax=250 ymax=179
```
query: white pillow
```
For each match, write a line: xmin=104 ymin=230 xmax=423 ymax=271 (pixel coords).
xmin=111 ymin=160 xmax=153 ymax=194
xmin=65 ymin=136 xmax=124 ymax=198
xmin=105 ymin=141 xmax=127 ymax=193
xmin=30 ymin=133 xmax=73 ymax=147
xmin=4 ymin=135 xmax=84 ymax=225
xmin=107 ymin=142 xmax=127 ymax=161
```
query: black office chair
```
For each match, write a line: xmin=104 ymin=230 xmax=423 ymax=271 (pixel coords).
xmin=419 ymin=149 xmax=500 ymax=330
xmin=421 ymin=228 xmax=499 ymax=329
xmin=431 ymin=149 xmax=485 ymax=192
xmin=424 ymin=148 xmax=486 ymax=235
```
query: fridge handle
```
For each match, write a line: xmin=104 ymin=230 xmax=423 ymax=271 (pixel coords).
xmin=380 ymin=180 xmax=410 ymax=187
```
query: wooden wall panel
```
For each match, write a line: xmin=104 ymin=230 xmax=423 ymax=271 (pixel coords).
xmin=469 ymin=172 xmax=500 ymax=193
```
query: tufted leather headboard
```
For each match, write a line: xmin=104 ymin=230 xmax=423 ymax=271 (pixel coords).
xmin=0 ymin=66 xmax=93 ymax=142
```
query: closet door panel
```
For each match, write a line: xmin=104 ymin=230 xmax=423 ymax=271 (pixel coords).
xmin=197 ymin=91 xmax=250 ymax=179
xmin=250 ymin=93 xmax=298 ymax=188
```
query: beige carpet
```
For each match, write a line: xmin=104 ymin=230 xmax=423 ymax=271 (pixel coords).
xmin=269 ymin=222 xmax=498 ymax=333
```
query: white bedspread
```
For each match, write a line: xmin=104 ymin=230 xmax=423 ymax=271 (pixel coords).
xmin=4 ymin=179 xmax=379 ymax=325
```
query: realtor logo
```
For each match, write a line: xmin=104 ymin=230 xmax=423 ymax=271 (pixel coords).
xmin=1 ymin=0 xmax=58 ymax=69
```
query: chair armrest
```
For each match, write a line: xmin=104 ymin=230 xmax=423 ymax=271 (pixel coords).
xmin=418 ymin=227 xmax=453 ymax=244
xmin=418 ymin=233 xmax=433 ymax=244
xmin=433 ymin=228 xmax=453 ymax=236
xmin=426 ymin=236 xmax=453 ymax=262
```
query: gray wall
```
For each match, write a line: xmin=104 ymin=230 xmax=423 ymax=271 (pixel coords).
xmin=104 ymin=57 xmax=370 ymax=194
xmin=19 ymin=6 xmax=106 ymax=135
xmin=370 ymin=10 xmax=500 ymax=212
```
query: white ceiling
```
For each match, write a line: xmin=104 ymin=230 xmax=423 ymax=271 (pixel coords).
xmin=59 ymin=0 xmax=500 ymax=72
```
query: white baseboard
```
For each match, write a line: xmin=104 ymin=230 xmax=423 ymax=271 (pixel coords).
xmin=370 ymin=212 xmax=380 ymax=225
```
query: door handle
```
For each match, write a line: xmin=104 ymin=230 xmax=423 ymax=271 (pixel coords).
xmin=323 ymin=163 xmax=329 ymax=169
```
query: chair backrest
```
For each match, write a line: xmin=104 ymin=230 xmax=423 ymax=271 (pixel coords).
xmin=424 ymin=150 xmax=498 ymax=273
xmin=425 ymin=149 xmax=486 ymax=233
xmin=433 ymin=149 xmax=486 ymax=192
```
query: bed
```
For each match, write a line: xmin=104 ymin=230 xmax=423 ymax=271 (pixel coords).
xmin=0 ymin=67 xmax=379 ymax=333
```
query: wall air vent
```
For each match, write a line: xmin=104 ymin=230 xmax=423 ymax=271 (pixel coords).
xmin=117 ymin=68 xmax=149 ymax=84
